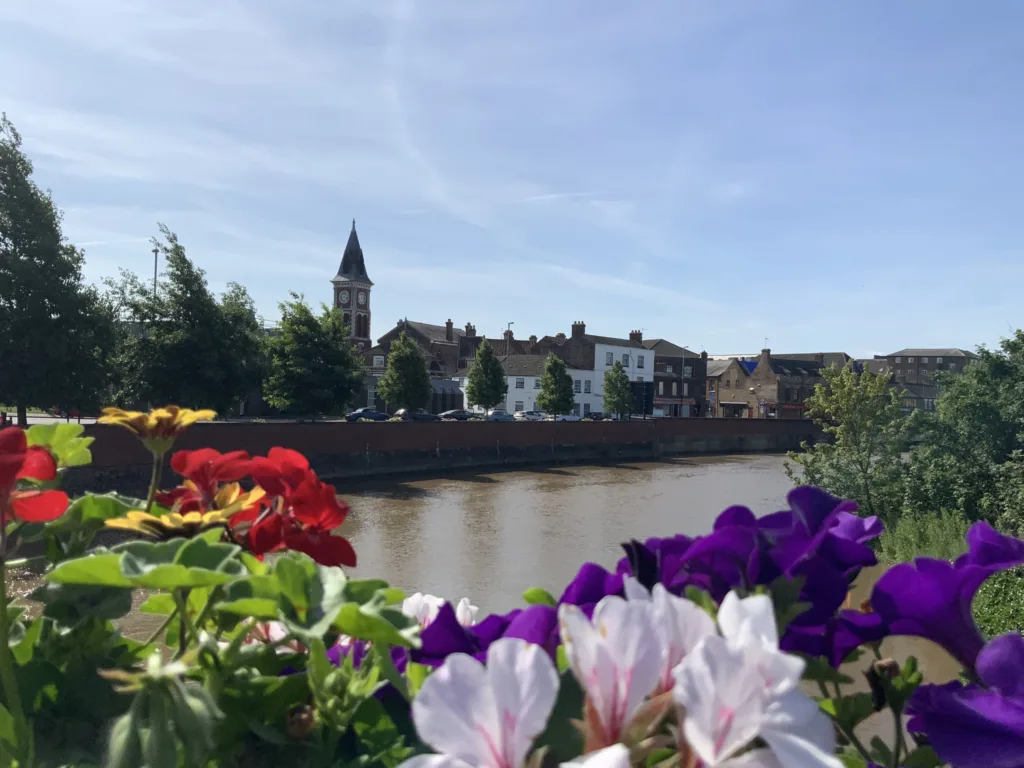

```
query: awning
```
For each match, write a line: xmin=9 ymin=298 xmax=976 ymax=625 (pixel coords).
xmin=719 ymin=401 xmax=750 ymax=406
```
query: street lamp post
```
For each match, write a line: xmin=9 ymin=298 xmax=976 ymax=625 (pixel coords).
xmin=152 ymin=247 xmax=159 ymax=298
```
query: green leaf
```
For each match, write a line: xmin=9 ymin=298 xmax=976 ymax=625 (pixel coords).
xmin=799 ymin=654 xmax=854 ymax=685
xmin=534 ymin=671 xmax=584 ymax=762
xmin=0 ymin=703 xmax=14 ymax=748
xmin=342 ymin=578 xmax=391 ymax=604
xmin=120 ymin=558 xmax=237 ymax=590
xmin=140 ymin=594 xmax=177 ymax=615
xmin=26 ymin=422 xmax=94 ymax=467
xmin=274 ymin=556 xmax=349 ymax=641
xmin=837 ymin=747 xmax=870 ymax=768
xmin=218 ymin=574 xmax=282 ymax=619
xmin=555 ymin=645 xmax=570 ymax=674
xmin=174 ymin=536 xmax=242 ymax=571
xmin=333 ymin=593 xmax=419 ymax=648
xmin=523 ymin=587 xmax=557 ymax=607
xmin=684 ymin=585 xmax=719 ymax=619
xmin=47 ymin=553 xmax=134 ymax=587
xmin=903 ymin=745 xmax=942 ymax=768
xmin=869 ymin=736 xmax=893 ymax=766
xmin=46 ymin=493 xmax=138 ymax=535
xmin=406 ymin=662 xmax=431 ymax=697
xmin=30 ymin=582 xmax=133 ymax=624
xmin=12 ymin=616 xmax=44 ymax=665
xmin=820 ymin=692 xmax=876 ymax=733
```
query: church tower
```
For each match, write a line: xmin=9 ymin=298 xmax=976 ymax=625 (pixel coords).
xmin=331 ymin=220 xmax=373 ymax=350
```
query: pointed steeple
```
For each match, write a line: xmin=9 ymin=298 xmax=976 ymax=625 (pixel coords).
xmin=333 ymin=219 xmax=372 ymax=284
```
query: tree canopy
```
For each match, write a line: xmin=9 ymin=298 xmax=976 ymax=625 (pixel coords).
xmin=105 ymin=225 xmax=263 ymax=414
xmin=603 ymin=361 xmax=632 ymax=419
xmin=375 ymin=332 xmax=432 ymax=411
xmin=0 ymin=114 xmax=116 ymax=424
xmin=465 ymin=338 xmax=507 ymax=411
xmin=536 ymin=354 xmax=575 ymax=415
xmin=262 ymin=293 xmax=364 ymax=418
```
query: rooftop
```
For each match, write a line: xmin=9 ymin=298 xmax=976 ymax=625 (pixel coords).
xmin=885 ymin=348 xmax=980 ymax=359
xmin=642 ymin=338 xmax=698 ymax=357
xmin=333 ymin=220 xmax=372 ymax=284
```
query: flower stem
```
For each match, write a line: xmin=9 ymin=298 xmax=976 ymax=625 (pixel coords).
xmin=174 ymin=591 xmax=191 ymax=660
xmin=143 ymin=609 xmax=178 ymax=646
xmin=144 ymin=452 xmax=165 ymax=514
xmin=891 ymin=708 xmax=907 ymax=768
xmin=818 ymin=680 xmax=873 ymax=762
xmin=189 ymin=586 xmax=224 ymax=639
xmin=0 ymin=557 xmax=33 ymax=764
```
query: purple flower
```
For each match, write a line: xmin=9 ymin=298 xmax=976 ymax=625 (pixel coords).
xmin=780 ymin=609 xmax=888 ymax=667
xmin=907 ymin=632 xmax=1024 ymax=768
xmin=411 ymin=603 xmax=559 ymax=667
xmin=872 ymin=522 xmax=1024 ymax=673
xmin=557 ymin=562 xmax=624 ymax=616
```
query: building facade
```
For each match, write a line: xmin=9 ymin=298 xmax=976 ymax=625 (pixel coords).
xmin=706 ymin=359 xmax=756 ymax=417
xmin=331 ymin=221 xmax=373 ymax=350
xmin=642 ymin=338 xmax=709 ymax=417
xmin=747 ymin=349 xmax=824 ymax=419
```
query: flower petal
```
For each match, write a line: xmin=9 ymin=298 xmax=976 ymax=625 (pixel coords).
xmin=411 ymin=653 xmax=499 ymax=766
xmin=10 ymin=489 xmax=69 ymax=522
xmin=591 ymin=596 xmax=661 ymax=732
xmin=397 ymin=755 xmax=473 ymax=768
xmin=486 ymin=638 xmax=559 ymax=768
xmin=718 ymin=592 xmax=779 ymax=649
xmin=17 ymin=446 xmax=57 ymax=482
xmin=561 ymin=744 xmax=631 ymax=768
xmin=977 ymin=632 xmax=1024 ymax=697
xmin=650 ymin=584 xmax=716 ymax=690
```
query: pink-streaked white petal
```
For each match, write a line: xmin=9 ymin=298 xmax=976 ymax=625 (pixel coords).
xmin=485 ymin=638 xmax=559 ymax=768
xmin=673 ymin=634 xmax=765 ymax=766
xmin=403 ymin=592 xmax=445 ymax=628
xmin=718 ymin=592 xmax=778 ymax=649
xmin=650 ymin=584 xmax=717 ymax=692
xmin=760 ymin=690 xmax=843 ymax=768
xmin=456 ymin=597 xmax=480 ymax=627
xmin=398 ymin=755 xmax=473 ymax=768
xmin=561 ymin=744 xmax=631 ymax=768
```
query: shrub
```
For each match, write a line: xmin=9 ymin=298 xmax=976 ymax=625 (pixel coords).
xmin=878 ymin=508 xmax=969 ymax=564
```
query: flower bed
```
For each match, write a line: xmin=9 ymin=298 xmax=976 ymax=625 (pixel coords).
xmin=0 ymin=406 xmax=1018 ymax=766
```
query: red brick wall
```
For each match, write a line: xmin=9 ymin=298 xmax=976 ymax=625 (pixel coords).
xmin=81 ymin=419 xmax=820 ymax=469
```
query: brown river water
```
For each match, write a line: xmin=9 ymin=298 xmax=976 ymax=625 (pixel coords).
xmin=10 ymin=454 xmax=960 ymax=745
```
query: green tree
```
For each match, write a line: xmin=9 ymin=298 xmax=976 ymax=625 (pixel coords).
xmin=0 ymin=114 xmax=116 ymax=424
xmin=536 ymin=354 xmax=575 ymax=415
xmin=105 ymin=225 xmax=262 ymax=413
xmin=785 ymin=364 xmax=910 ymax=526
xmin=465 ymin=338 xmax=507 ymax=411
xmin=263 ymin=293 xmax=364 ymax=418
xmin=603 ymin=361 xmax=632 ymax=419
xmin=375 ymin=331 xmax=432 ymax=411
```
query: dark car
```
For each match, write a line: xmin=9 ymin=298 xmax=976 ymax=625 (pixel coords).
xmin=346 ymin=407 xmax=390 ymax=422
xmin=584 ymin=411 xmax=608 ymax=421
xmin=394 ymin=408 xmax=440 ymax=422
xmin=439 ymin=409 xmax=474 ymax=421
xmin=486 ymin=409 xmax=515 ymax=422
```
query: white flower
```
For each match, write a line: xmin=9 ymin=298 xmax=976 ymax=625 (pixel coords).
xmin=558 ymin=596 xmax=661 ymax=746
xmin=245 ymin=621 xmax=306 ymax=653
xmin=561 ymin=744 xmax=631 ymax=768
xmin=398 ymin=638 xmax=559 ymax=768
xmin=673 ymin=591 xmax=842 ymax=768
xmin=403 ymin=593 xmax=479 ymax=629
xmin=622 ymin=577 xmax=717 ymax=693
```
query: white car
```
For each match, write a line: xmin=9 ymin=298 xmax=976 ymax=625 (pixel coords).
xmin=514 ymin=410 xmax=546 ymax=422
xmin=545 ymin=413 xmax=581 ymax=422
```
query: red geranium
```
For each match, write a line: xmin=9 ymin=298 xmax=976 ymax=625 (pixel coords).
xmin=157 ymin=448 xmax=252 ymax=512
xmin=0 ymin=427 xmax=69 ymax=523
xmin=232 ymin=447 xmax=356 ymax=567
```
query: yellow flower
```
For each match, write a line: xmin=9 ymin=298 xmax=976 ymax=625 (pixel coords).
xmin=99 ymin=406 xmax=217 ymax=455
xmin=105 ymin=484 xmax=265 ymax=541
xmin=106 ymin=509 xmax=234 ymax=540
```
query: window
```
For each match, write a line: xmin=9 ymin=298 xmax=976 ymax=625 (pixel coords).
xmin=725 ymin=380 xmax=731 ymax=388
xmin=584 ymin=380 xmax=591 ymax=394
xmin=636 ymin=376 xmax=644 ymax=382
xmin=683 ymin=382 xmax=689 ymax=396
xmin=514 ymin=401 xmax=524 ymax=412
xmin=895 ymin=357 xmax=902 ymax=363
xmin=666 ymin=365 xmax=673 ymax=373
xmin=921 ymin=357 xmax=928 ymax=363
xmin=895 ymin=369 xmax=901 ymax=376
xmin=672 ymin=382 xmax=678 ymax=396
xmin=684 ymin=365 xmax=692 ymax=378
xmin=937 ymin=357 xmax=943 ymax=363
xmin=573 ymin=379 xmax=581 ymax=393
xmin=622 ymin=353 xmax=630 ymax=366
xmin=949 ymin=363 xmax=956 ymax=370
xmin=606 ymin=351 xmax=613 ymax=366
xmin=572 ymin=404 xmax=581 ymax=416
xmin=515 ymin=377 xmax=525 ymax=389
xmin=658 ymin=381 xmax=665 ymax=396
xmin=637 ymin=355 xmax=645 ymax=369
xmin=584 ymin=403 xmax=591 ymax=415
xmin=534 ymin=379 xmax=541 ymax=389
xmin=908 ymin=357 xmax=915 ymax=363
xmin=373 ymin=355 xmax=385 ymax=368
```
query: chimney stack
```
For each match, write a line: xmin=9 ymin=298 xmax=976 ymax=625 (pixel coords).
xmin=445 ymin=319 xmax=454 ymax=342
xmin=528 ymin=334 xmax=537 ymax=352
xmin=629 ymin=329 xmax=643 ymax=344
xmin=571 ymin=320 xmax=586 ymax=338
xmin=465 ymin=322 xmax=476 ymax=338
xmin=760 ymin=348 xmax=771 ymax=368
xmin=556 ymin=332 xmax=567 ymax=341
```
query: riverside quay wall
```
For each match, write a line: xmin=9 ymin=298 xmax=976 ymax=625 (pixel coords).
xmin=64 ymin=419 xmax=821 ymax=496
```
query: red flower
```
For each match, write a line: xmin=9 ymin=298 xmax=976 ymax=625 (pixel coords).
xmin=0 ymin=427 xmax=69 ymax=523
xmin=157 ymin=448 xmax=252 ymax=512
xmin=234 ymin=447 xmax=356 ymax=567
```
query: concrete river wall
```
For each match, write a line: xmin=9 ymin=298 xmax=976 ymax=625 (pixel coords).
xmin=64 ymin=419 xmax=822 ymax=496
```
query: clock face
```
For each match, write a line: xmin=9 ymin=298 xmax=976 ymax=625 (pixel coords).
xmin=339 ymin=290 xmax=350 ymax=304
xmin=357 ymin=291 xmax=366 ymax=306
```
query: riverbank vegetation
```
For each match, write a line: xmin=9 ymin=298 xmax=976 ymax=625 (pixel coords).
xmin=788 ymin=331 xmax=1024 ymax=637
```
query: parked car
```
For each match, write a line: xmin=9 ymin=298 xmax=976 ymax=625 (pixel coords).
xmin=514 ymin=410 xmax=546 ymax=422
xmin=394 ymin=408 xmax=440 ymax=422
xmin=583 ymin=411 xmax=607 ymax=421
xmin=345 ymin=407 xmax=390 ymax=422
xmin=439 ymin=409 xmax=474 ymax=421
xmin=545 ymin=413 xmax=581 ymax=422
xmin=486 ymin=409 xmax=515 ymax=422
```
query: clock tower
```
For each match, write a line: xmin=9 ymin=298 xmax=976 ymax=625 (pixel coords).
xmin=331 ymin=219 xmax=373 ymax=349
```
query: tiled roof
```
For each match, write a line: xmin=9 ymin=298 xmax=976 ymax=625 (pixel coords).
xmin=405 ymin=321 xmax=463 ymax=344
xmin=768 ymin=358 xmax=824 ymax=377
xmin=857 ymin=358 xmax=889 ymax=375
xmin=886 ymin=348 xmax=980 ymax=359
xmin=773 ymin=352 xmax=852 ymax=368
xmin=584 ymin=333 xmax=646 ymax=349
xmin=706 ymin=360 xmax=734 ymax=377
xmin=500 ymin=355 xmax=550 ymax=377
xmin=642 ymin=339 xmax=697 ymax=357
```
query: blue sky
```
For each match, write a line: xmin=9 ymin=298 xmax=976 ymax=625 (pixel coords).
xmin=2 ymin=1 xmax=1021 ymax=358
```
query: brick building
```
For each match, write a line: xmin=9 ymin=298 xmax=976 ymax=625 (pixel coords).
xmin=747 ymin=349 xmax=825 ymax=419
xmin=641 ymin=339 xmax=708 ymax=417
xmin=706 ymin=359 xmax=756 ymax=417
xmin=878 ymin=347 xmax=979 ymax=412
xmin=331 ymin=221 xmax=373 ymax=350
